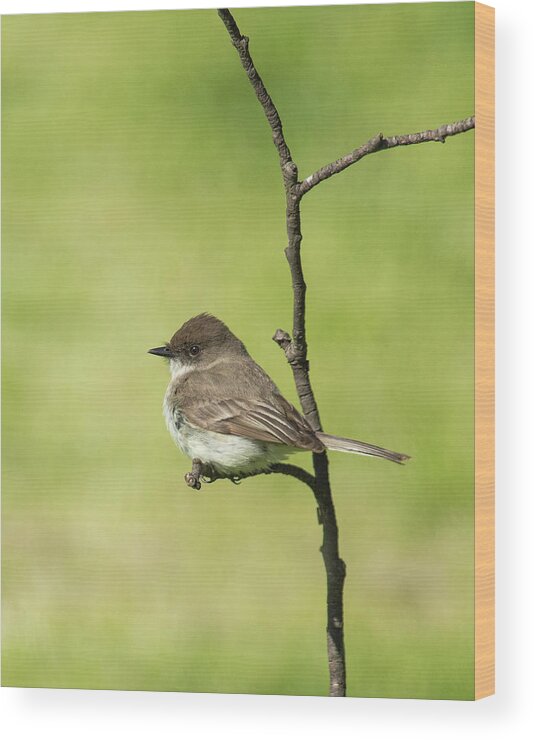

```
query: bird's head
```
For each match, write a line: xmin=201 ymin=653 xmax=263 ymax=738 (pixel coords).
xmin=148 ymin=313 xmax=247 ymax=377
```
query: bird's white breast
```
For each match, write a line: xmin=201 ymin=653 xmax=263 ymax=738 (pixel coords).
xmin=163 ymin=384 xmax=287 ymax=476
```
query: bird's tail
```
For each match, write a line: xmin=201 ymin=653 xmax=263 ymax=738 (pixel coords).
xmin=316 ymin=432 xmax=410 ymax=465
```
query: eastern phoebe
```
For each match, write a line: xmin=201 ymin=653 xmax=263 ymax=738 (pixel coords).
xmin=149 ymin=314 xmax=409 ymax=479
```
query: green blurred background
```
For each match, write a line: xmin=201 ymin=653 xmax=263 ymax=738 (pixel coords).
xmin=2 ymin=3 xmax=474 ymax=698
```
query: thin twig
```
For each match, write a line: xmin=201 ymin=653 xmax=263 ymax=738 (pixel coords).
xmin=267 ymin=463 xmax=318 ymax=493
xmin=299 ymin=117 xmax=475 ymax=195
xmin=217 ymin=8 xmax=294 ymax=176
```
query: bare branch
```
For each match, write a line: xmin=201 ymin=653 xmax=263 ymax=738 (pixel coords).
xmin=299 ymin=116 xmax=475 ymax=195
xmin=218 ymin=7 xmax=346 ymax=697
xmin=217 ymin=8 xmax=295 ymax=179
xmin=267 ymin=463 xmax=318 ymax=493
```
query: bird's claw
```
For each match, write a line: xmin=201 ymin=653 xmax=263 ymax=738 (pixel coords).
xmin=184 ymin=461 xmax=242 ymax=489
xmin=201 ymin=475 xmax=217 ymax=484
xmin=184 ymin=471 xmax=202 ymax=490
xmin=185 ymin=459 xmax=223 ymax=490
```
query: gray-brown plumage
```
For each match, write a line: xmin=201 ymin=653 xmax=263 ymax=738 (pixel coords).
xmin=149 ymin=314 xmax=409 ymax=476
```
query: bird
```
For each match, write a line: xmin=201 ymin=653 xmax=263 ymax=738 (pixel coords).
xmin=148 ymin=314 xmax=409 ymax=484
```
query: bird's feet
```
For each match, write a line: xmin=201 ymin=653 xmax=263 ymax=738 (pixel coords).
xmin=185 ymin=458 xmax=203 ymax=490
xmin=184 ymin=460 xmax=220 ymax=490
xmin=184 ymin=472 xmax=201 ymax=490
xmin=184 ymin=461 xmax=251 ymax=490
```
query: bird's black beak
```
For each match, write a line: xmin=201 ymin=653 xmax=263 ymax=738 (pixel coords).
xmin=148 ymin=346 xmax=172 ymax=358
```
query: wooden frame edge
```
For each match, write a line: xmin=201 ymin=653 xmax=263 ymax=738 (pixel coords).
xmin=474 ymin=1 xmax=495 ymax=701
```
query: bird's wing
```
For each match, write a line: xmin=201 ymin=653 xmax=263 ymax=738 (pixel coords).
xmin=182 ymin=395 xmax=324 ymax=453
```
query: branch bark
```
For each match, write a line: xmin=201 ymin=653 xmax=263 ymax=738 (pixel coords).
xmin=217 ymin=7 xmax=474 ymax=698
xmin=217 ymin=8 xmax=293 ymax=173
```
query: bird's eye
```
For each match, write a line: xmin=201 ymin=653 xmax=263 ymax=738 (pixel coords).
xmin=189 ymin=345 xmax=200 ymax=357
